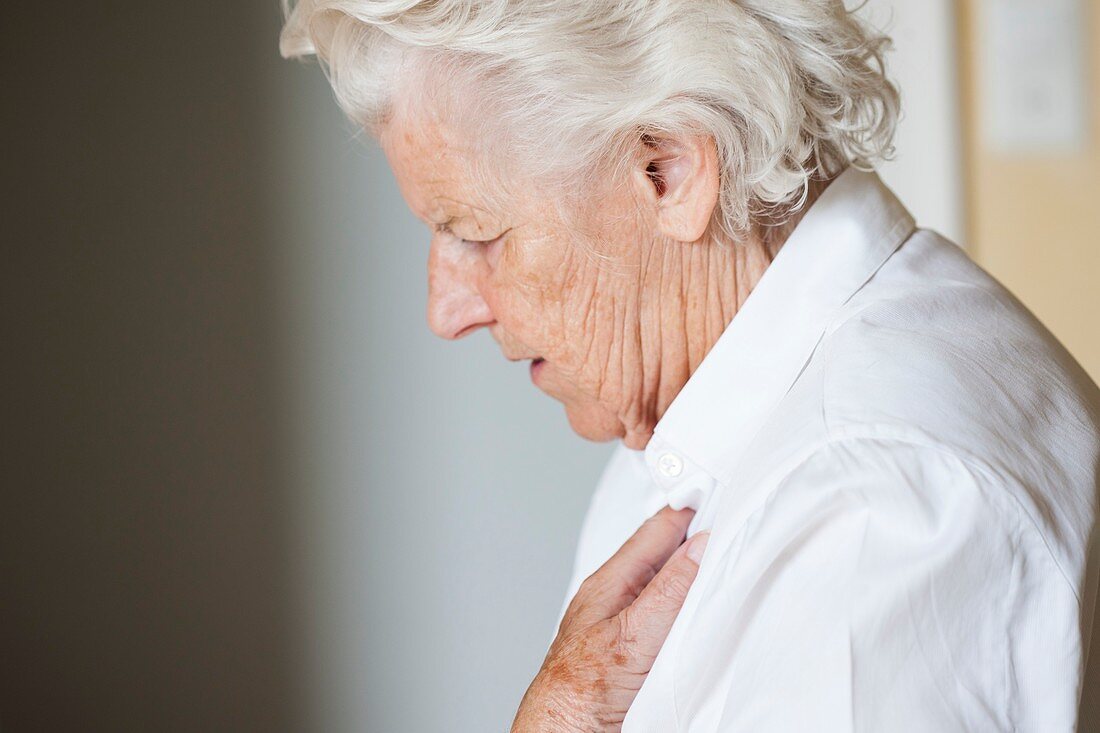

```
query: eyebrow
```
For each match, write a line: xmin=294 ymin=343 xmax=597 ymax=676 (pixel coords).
xmin=430 ymin=205 xmax=508 ymax=240
xmin=433 ymin=217 xmax=457 ymax=234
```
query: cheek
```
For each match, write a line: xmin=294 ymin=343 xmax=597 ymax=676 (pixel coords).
xmin=499 ymin=236 xmax=635 ymax=377
xmin=488 ymin=225 xmax=639 ymax=393
xmin=488 ymin=236 xmax=574 ymax=345
xmin=500 ymin=232 xmax=571 ymax=299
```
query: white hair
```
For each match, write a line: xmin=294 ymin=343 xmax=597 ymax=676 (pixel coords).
xmin=280 ymin=0 xmax=900 ymax=244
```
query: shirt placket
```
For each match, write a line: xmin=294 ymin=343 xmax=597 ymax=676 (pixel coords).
xmin=643 ymin=436 xmax=720 ymax=535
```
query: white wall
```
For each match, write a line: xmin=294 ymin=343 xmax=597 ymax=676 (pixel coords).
xmin=860 ymin=0 xmax=966 ymax=245
xmin=276 ymin=3 xmax=964 ymax=730
xmin=277 ymin=64 xmax=612 ymax=733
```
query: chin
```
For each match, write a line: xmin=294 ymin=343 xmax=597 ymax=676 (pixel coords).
xmin=562 ymin=401 xmax=624 ymax=444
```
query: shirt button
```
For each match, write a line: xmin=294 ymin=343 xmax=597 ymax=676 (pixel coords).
xmin=657 ymin=452 xmax=684 ymax=478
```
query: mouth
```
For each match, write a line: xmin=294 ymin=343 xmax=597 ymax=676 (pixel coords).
xmin=529 ymin=357 xmax=547 ymax=383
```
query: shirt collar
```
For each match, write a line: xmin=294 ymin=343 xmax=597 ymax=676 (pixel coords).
xmin=642 ymin=166 xmax=917 ymax=506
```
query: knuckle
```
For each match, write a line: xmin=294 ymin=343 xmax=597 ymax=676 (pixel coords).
xmin=643 ymin=507 xmax=679 ymax=533
xmin=613 ymin=613 xmax=641 ymax=663
xmin=576 ymin=569 xmax=606 ymax=600
xmin=577 ymin=572 xmax=598 ymax=596
xmin=655 ymin=568 xmax=692 ymax=604
xmin=559 ymin=588 xmax=597 ymax=632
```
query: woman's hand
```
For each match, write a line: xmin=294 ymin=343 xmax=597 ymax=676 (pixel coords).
xmin=511 ymin=507 xmax=709 ymax=732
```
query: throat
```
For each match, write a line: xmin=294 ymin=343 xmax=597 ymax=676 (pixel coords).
xmin=617 ymin=175 xmax=834 ymax=450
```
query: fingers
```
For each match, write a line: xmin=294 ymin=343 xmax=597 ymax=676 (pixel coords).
xmin=603 ymin=506 xmax=694 ymax=588
xmin=617 ymin=531 xmax=709 ymax=667
xmin=572 ymin=507 xmax=694 ymax=625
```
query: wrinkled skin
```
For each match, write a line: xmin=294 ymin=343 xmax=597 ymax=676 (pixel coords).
xmin=511 ymin=507 xmax=707 ymax=732
xmin=378 ymin=91 xmax=825 ymax=729
xmin=379 ymin=96 xmax=786 ymax=449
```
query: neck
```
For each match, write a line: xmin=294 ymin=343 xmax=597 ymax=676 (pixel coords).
xmin=620 ymin=176 xmax=833 ymax=449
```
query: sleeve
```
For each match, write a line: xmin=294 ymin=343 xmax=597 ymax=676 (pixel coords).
xmin=673 ymin=437 xmax=1082 ymax=733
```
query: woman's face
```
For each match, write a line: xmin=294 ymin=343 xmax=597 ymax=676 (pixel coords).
xmin=379 ymin=100 xmax=713 ymax=448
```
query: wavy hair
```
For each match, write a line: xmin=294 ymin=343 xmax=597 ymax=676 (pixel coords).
xmin=280 ymin=0 xmax=900 ymax=244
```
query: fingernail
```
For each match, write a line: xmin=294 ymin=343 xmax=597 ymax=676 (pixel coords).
xmin=686 ymin=531 xmax=709 ymax=564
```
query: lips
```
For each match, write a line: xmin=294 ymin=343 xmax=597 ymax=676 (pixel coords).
xmin=529 ymin=357 xmax=547 ymax=382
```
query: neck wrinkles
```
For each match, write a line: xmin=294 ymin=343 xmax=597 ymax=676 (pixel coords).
xmin=620 ymin=177 xmax=832 ymax=449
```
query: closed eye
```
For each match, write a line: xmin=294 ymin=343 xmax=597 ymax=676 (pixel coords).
xmin=451 ymin=225 xmax=510 ymax=245
xmin=434 ymin=221 xmax=509 ymax=247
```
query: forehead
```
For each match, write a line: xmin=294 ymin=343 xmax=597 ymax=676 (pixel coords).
xmin=379 ymin=100 xmax=508 ymax=228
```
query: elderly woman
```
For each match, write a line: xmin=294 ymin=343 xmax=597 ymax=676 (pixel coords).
xmin=280 ymin=1 xmax=1100 ymax=730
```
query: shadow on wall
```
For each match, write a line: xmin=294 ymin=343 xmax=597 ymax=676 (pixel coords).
xmin=1 ymin=3 xmax=302 ymax=730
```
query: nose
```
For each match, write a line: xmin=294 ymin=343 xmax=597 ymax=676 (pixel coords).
xmin=426 ymin=235 xmax=496 ymax=340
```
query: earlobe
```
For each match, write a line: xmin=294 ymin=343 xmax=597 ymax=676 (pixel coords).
xmin=638 ymin=132 xmax=720 ymax=244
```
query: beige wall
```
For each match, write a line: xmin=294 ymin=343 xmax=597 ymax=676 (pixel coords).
xmin=958 ymin=1 xmax=1100 ymax=382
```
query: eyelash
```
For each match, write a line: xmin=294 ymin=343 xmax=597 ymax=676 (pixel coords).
xmin=434 ymin=223 xmax=502 ymax=246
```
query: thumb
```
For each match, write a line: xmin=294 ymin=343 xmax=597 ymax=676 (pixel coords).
xmin=616 ymin=531 xmax=709 ymax=666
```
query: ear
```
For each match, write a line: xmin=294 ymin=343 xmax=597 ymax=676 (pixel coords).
xmin=634 ymin=131 xmax=720 ymax=243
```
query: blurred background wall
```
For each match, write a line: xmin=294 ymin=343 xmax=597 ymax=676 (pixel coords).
xmin=1 ymin=3 xmax=300 ymax=731
xmin=275 ymin=50 xmax=613 ymax=733
xmin=1 ymin=2 xmax=1096 ymax=732
xmin=958 ymin=0 xmax=1100 ymax=383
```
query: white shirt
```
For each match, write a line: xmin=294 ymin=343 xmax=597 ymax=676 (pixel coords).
xmin=559 ymin=167 xmax=1100 ymax=732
